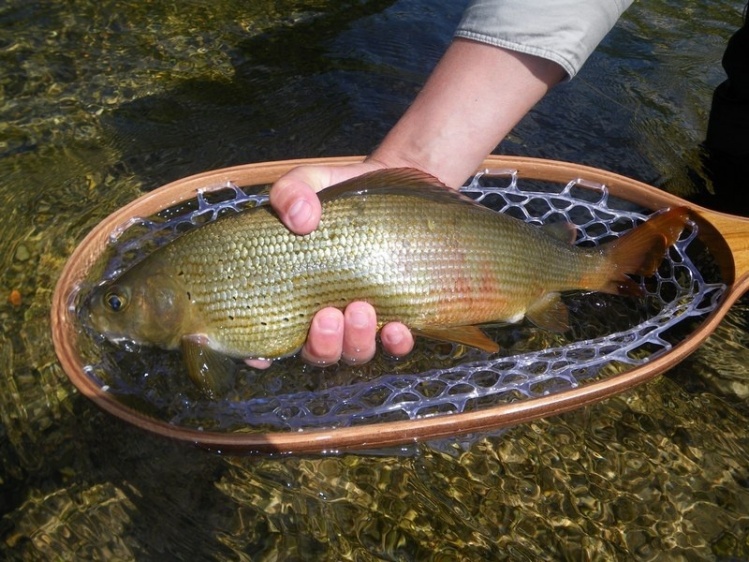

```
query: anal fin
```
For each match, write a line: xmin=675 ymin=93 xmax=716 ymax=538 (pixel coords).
xmin=413 ymin=325 xmax=500 ymax=353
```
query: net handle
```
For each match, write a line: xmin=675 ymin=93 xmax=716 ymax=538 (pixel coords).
xmin=51 ymin=155 xmax=749 ymax=454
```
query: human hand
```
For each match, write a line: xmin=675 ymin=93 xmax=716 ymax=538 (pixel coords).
xmin=250 ymin=162 xmax=414 ymax=368
xmin=248 ymin=39 xmax=569 ymax=369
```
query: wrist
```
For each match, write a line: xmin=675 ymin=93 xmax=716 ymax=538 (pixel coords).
xmin=364 ymin=148 xmax=434 ymax=178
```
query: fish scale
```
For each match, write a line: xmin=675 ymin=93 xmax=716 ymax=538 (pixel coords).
xmin=146 ymin=189 xmax=595 ymax=358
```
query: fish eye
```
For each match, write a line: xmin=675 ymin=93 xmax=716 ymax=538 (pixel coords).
xmin=104 ymin=290 xmax=127 ymax=312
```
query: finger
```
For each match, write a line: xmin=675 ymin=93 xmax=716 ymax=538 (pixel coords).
xmin=269 ymin=167 xmax=327 ymax=235
xmin=269 ymin=162 xmax=385 ymax=235
xmin=380 ymin=322 xmax=414 ymax=357
xmin=341 ymin=302 xmax=377 ymax=365
xmin=244 ymin=358 xmax=273 ymax=369
xmin=301 ymin=307 xmax=344 ymax=366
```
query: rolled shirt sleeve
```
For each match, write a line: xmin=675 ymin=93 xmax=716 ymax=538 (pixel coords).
xmin=455 ymin=0 xmax=634 ymax=78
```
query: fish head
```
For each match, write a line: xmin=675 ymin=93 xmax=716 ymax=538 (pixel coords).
xmin=87 ymin=267 xmax=192 ymax=350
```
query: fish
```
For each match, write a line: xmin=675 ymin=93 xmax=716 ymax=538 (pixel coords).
xmin=87 ymin=168 xmax=689 ymax=396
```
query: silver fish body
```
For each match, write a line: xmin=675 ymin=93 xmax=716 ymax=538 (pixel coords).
xmin=87 ymin=169 xmax=688 ymax=393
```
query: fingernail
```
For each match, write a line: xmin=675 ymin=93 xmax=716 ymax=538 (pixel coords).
xmin=288 ymin=199 xmax=312 ymax=228
xmin=348 ymin=309 xmax=369 ymax=329
xmin=316 ymin=313 xmax=341 ymax=334
xmin=382 ymin=329 xmax=404 ymax=347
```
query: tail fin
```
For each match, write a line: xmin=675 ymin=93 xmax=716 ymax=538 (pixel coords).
xmin=601 ymin=206 xmax=690 ymax=296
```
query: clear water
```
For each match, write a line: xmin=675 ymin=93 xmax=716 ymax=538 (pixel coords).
xmin=2 ymin=0 xmax=749 ymax=560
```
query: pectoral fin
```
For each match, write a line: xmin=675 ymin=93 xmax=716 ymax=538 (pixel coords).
xmin=525 ymin=293 xmax=570 ymax=333
xmin=413 ymin=325 xmax=500 ymax=353
xmin=181 ymin=335 xmax=236 ymax=398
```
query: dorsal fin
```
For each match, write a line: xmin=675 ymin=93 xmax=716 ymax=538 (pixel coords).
xmin=317 ymin=168 xmax=478 ymax=206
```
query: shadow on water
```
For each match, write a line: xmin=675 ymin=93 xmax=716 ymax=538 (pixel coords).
xmin=103 ymin=0 xmax=460 ymax=190
xmin=691 ymin=4 xmax=749 ymax=216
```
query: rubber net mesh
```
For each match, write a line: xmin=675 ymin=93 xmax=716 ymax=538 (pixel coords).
xmin=79 ymin=170 xmax=726 ymax=432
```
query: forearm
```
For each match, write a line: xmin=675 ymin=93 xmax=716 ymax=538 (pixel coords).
xmin=368 ymin=0 xmax=633 ymax=188
xmin=368 ymin=38 xmax=566 ymax=188
xmin=269 ymin=1 xmax=632 ymax=367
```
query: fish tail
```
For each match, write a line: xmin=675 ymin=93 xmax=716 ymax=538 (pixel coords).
xmin=600 ymin=206 xmax=690 ymax=296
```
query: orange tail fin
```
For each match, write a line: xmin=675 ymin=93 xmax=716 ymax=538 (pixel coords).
xmin=601 ymin=206 xmax=690 ymax=296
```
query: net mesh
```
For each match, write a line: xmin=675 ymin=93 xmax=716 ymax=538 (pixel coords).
xmin=79 ymin=170 xmax=726 ymax=432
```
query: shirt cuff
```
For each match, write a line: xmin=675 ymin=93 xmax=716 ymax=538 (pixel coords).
xmin=455 ymin=0 xmax=633 ymax=79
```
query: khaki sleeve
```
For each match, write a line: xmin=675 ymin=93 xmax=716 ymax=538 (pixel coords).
xmin=455 ymin=0 xmax=634 ymax=79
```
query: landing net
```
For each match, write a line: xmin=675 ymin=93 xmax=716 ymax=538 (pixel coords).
xmin=80 ymin=170 xmax=726 ymax=432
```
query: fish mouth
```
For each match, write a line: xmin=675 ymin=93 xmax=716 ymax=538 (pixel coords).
xmin=82 ymin=302 xmax=134 ymax=348
xmin=92 ymin=328 xmax=147 ymax=352
xmin=100 ymin=333 xmax=132 ymax=345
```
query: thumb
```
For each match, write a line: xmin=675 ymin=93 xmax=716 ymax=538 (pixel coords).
xmin=269 ymin=166 xmax=328 ymax=235
xmin=269 ymin=162 xmax=386 ymax=235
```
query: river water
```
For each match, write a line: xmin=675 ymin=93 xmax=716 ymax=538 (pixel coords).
xmin=2 ymin=0 xmax=749 ymax=559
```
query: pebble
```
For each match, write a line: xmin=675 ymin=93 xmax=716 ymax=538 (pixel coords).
xmin=15 ymin=244 xmax=30 ymax=262
xmin=9 ymin=290 xmax=22 ymax=307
